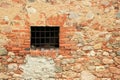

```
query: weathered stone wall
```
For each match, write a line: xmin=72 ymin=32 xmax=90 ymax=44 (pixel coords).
xmin=0 ymin=0 xmax=120 ymax=80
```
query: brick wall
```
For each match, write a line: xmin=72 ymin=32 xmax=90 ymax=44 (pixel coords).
xmin=0 ymin=0 xmax=120 ymax=80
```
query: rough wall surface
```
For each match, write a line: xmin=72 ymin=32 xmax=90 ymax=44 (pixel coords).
xmin=19 ymin=55 xmax=56 ymax=80
xmin=0 ymin=0 xmax=120 ymax=80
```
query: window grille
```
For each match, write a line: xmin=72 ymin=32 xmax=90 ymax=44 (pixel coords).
xmin=31 ymin=26 xmax=59 ymax=49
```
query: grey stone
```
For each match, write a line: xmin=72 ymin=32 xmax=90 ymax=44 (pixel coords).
xmin=112 ymin=41 xmax=120 ymax=48
xmin=81 ymin=70 xmax=96 ymax=80
xmin=55 ymin=66 xmax=62 ymax=73
xmin=19 ymin=55 xmax=55 ymax=80
xmin=4 ymin=16 xmax=9 ymax=21
xmin=104 ymin=8 xmax=110 ymax=13
xmin=28 ymin=0 xmax=35 ymax=2
xmin=101 ymin=1 xmax=110 ymax=6
xmin=0 ymin=47 xmax=8 ymax=56
xmin=77 ymin=43 xmax=84 ymax=47
xmin=68 ymin=58 xmax=75 ymax=64
xmin=71 ymin=64 xmax=82 ymax=71
xmin=7 ymin=58 xmax=13 ymax=62
xmin=102 ymin=58 xmax=114 ymax=64
xmin=68 ymin=12 xmax=79 ymax=19
xmin=112 ymin=32 xmax=120 ymax=37
xmin=26 ymin=6 xmax=37 ymax=14
xmin=8 ymin=52 xmax=15 ymax=56
xmin=82 ymin=46 xmax=93 ymax=51
xmin=110 ymin=53 xmax=116 ymax=57
xmin=103 ymin=51 xmax=109 ymax=56
xmin=13 ymin=74 xmax=22 ymax=78
xmin=0 ymin=26 xmax=12 ymax=33
xmin=102 ymin=78 xmax=111 ymax=80
xmin=76 ymin=50 xmax=86 ymax=56
xmin=117 ymin=50 xmax=120 ymax=56
xmin=87 ymin=66 xmax=96 ymax=71
xmin=74 ymin=78 xmax=81 ymax=80
xmin=0 ymin=63 xmax=4 ymax=71
xmin=63 ymin=71 xmax=77 ymax=78
xmin=105 ymin=34 xmax=111 ymax=41
xmin=89 ymin=59 xmax=101 ymax=65
xmin=86 ymin=11 xmax=94 ymax=20
xmin=57 ymin=55 xmax=63 ymax=59
xmin=96 ymin=66 xmax=105 ymax=71
xmin=87 ymin=50 xmax=96 ymax=57
xmin=82 ymin=1 xmax=91 ymax=7
xmin=61 ymin=58 xmax=75 ymax=65
xmin=0 ymin=73 xmax=9 ymax=79
xmin=93 ymin=43 xmax=102 ymax=49
xmin=61 ymin=59 xmax=68 ymax=65
xmin=116 ymin=11 xmax=120 ymax=18
xmin=8 ymin=63 xmax=18 ymax=71
xmin=59 ymin=10 xmax=69 ymax=14
xmin=96 ymin=51 xmax=102 ymax=56
xmin=116 ymin=20 xmax=120 ymax=24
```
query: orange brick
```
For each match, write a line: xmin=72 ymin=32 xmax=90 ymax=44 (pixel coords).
xmin=14 ymin=15 xmax=22 ymax=20
xmin=19 ymin=50 xmax=30 ymax=54
xmin=14 ymin=69 xmax=23 ymax=74
xmin=12 ymin=30 xmax=19 ymax=32
xmin=14 ymin=22 xmax=21 ymax=26
xmin=30 ymin=50 xmax=40 ymax=56
xmin=60 ymin=38 xmax=69 ymax=41
xmin=23 ymin=43 xmax=30 ymax=45
xmin=60 ymin=44 xmax=72 ymax=47
xmin=12 ymin=0 xmax=23 ymax=3
xmin=0 ymin=20 xmax=8 ymax=25
xmin=23 ymin=43 xmax=30 ymax=47
xmin=50 ymin=53 xmax=56 ymax=58
xmin=24 ymin=40 xmax=30 ymax=43
xmin=12 ymin=47 xmax=21 ymax=51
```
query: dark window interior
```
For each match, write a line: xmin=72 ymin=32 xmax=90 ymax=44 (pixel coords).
xmin=31 ymin=26 xmax=59 ymax=49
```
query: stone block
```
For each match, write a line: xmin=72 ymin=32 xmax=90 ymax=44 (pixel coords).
xmin=81 ymin=70 xmax=96 ymax=80
xmin=102 ymin=58 xmax=114 ymax=64
xmin=0 ymin=47 xmax=8 ymax=56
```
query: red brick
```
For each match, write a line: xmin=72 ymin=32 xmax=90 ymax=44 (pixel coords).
xmin=30 ymin=50 xmax=40 ymax=56
xmin=21 ymin=45 xmax=30 ymax=48
xmin=50 ymin=53 xmax=56 ymax=58
xmin=12 ymin=0 xmax=23 ymax=4
xmin=24 ymin=40 xmax=30 ymax=43
xmin=19 ymin=50 xmax=30 ymax=54
xmin=12 ymin=30 xmax=19 ymax=32
xmin=60 ymin=44 xmax=72 ymax=47
xmin=18 ymin=30 xmax=29 ymax=32
xmin=60 ymin=38 xmax=69 ymax=41
xmin=23 ymin=43 xmax=30 ymax=45
xmin=14 ymin=15 xmax=22 ymax=20
xmin=47 ymin=14 xmax=67 ymax=26
xmin=0 ymin=20 xmax=8 ymax=25
xmin=12 ymin=47 xmax=21 ymax=51
xmin=14 ymin=69 xmax=23 ymax=74
xmin=25 ymin=20 xmax=30 ymax=26
xmin=14 ymin=22 xmax=21 ymax=26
